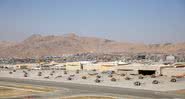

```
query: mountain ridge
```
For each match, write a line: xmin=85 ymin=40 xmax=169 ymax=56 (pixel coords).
xmin=0 ymin=33 xmax=184 ymax=58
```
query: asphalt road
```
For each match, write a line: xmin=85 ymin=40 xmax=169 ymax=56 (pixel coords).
xmin=0 ymin=77 xmax=184 ymax=99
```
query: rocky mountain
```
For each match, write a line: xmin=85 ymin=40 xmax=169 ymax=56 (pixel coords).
xmin=0 ymin=33 xmax=185 ymax=58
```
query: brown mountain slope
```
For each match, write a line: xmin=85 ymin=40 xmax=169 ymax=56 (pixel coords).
xmin=0 ymin=33 xmax=184 ymax=58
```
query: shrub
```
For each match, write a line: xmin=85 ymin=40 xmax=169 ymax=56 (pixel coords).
xmin=134 ymin=81 xmax=141 ymax=86
xmin=138 ymin=76 xmax=144 ymax=79
xmin=76 ymin=70 xmax=79 ymax=74
xmin=67 ymin=77 xmax=72 ymax=80
xmin=95 ymin=79 xmax=100 ymax=83
xmin=92 ymin=69 xmax=96 ymax=71
xmin=24 ymin=74 xmax=28 ymax=77
xmin=108 ymin=74 xmax=113 ymax=78
xmin=50 ymin=73 xmax=53 ymax=76
xmin=38 ymin=72 xmax=42 ymax=76
xmin=111 ymin=78 xmax=116 ymax=82
xmin=121 ymin=74 xmax=125 ymax=77
xmin=82 ymin=76 xmax=87 ymax=79
xmin=96 ymin=75 xmax=101 ymax=78
xmin=125 ymin=77 xmax=131 ymax=80
xmin=44 ymin=76 xmax=49 ymax=79
xmin=52 ymin=71 xmax=55 ymax=73
xmin=64 ymin=71 xmax=67 ymax=74
xmin=55 ymin=75 xmax=62 ymax=78
xmin=151 ymin=75 xmax=156 ymax=78
xmin=152 ymin=80 xmax=159 ymax=84
xmin=170 ymin=78 xmax=176 ymax=82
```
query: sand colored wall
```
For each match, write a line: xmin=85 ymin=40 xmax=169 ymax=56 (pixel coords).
xmin=161 ymin=68 xmax=185 ymax=77
xmin=65 ymin=62 xmax=81 ymax=70
xmin=83 ymin=64 xmax=100 ymax=70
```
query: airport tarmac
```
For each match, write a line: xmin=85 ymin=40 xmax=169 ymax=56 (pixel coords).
xmin=0 ymin=78 xmax=184 ymax=99
xmin=0 ymin=69 xmax=185 ymax=91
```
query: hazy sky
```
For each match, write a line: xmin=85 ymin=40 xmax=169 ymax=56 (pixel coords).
xmin=0 ymin=0 xmax=185 ymax=44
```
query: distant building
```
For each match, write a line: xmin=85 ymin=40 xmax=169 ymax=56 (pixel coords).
xmin=166 ymin=55 xmax=176 ymax=63
xmin=116 ymin=63 xmax=173 ymax=76
xmin=136 ymin=54 xmax=146 ymax=60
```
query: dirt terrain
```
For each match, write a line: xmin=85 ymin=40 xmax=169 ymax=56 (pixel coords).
xmin=62 ymin=96 xmax=116 ymax=99
xmin=0 ymin=84 xmax=54 ymax=98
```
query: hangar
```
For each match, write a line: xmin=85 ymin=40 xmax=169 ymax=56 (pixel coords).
xmin=116 ymin=63 xmax=172 ymax=76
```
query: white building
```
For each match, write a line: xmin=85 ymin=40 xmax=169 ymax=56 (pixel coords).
xmin=166 ymin=55 xmax=176 ymax=63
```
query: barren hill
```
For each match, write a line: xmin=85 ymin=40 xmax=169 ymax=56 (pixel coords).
xmin=0 ymin=33 xmax=185 ymax=58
